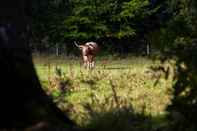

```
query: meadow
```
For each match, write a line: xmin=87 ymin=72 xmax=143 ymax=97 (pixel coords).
xmin=33 ymin=54 xmax=175 ymax=131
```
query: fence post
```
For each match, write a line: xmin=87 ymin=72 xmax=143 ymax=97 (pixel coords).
xmin=146 ymin=41 xmax=150 ymax=56
xmin=56 ymin=44 xmax=59 ymax=56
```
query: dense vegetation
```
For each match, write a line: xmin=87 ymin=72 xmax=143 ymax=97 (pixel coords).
xmin=29 ymin=0 xmax=167 ymax=55
xmin=30 ymin=0 xmax=197 ymax=55
xmin=1 ymin=0 xmax=197 ymax=130
xmin=30 ymin=0 xmax=197 ymax=130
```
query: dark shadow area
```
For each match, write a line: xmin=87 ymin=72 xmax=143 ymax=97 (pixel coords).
xmin=0 ymin=1 xmax=78 ymax=130
xmin=84 ymin=107 xmax=165 ymax=131
xmin=165 ymin=43 xmax=197 ymax=131
xmin=150 ymin=43 xmax=197 ymax=131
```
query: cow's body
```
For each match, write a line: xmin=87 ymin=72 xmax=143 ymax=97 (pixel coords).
xmin=75 ymin=41 xmax=99 ymax=69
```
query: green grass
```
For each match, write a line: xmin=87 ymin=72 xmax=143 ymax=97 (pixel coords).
xmin=33 ymin=55 xmax=174 ymax=131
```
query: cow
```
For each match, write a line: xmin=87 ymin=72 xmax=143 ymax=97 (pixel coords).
xmin=74 ymin=41 xmax=99 ymax=69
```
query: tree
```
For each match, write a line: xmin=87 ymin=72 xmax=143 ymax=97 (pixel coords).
xmin=29 ymin=0 xmax=164 ymax=55
xmin=147 ymin=0 xmax=197 ymax=130
xmin=0 ymin=0 xmax=77 ymax=130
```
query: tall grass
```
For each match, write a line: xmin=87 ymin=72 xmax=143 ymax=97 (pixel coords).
xmin=33 ymin=55 xmax=175 ymax=131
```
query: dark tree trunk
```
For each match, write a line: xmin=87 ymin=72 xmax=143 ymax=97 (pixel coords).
xmin=0 ymin=0 xmax=77 ymax=130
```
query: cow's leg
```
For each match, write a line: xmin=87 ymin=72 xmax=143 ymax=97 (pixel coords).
xmin=88 ymin=61 xmax=91 ymax=69
xmin=92 ymin=56 xmax=95 ymax=69
xmin=88 ymin=55 xmax=95 ymax=69
xmin=83 ymin=55 xmax=88 ymax=68
xmin=87 ymin=55 xmax=91 ymax=69
xmin=91 ymin=60 xmax=95 ymax=69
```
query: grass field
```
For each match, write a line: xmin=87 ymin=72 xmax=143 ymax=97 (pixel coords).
xmin=33 ymin=55 xmax=175 ymax=131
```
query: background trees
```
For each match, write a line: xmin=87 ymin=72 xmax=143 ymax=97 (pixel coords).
xmin=30 ymin=0 xmax=166 ymax=55
xmin=2 ymin=0 xmax=197 ymax=130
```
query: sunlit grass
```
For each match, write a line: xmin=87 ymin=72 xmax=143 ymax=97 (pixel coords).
xmin=33 ymin=55 xmax=174 ymax=130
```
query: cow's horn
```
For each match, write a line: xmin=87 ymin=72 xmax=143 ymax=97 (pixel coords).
xmin=74 ymin=41 xmax=80 ymax=47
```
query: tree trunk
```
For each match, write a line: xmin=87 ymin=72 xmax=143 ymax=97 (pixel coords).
xmin=0 ymin=0 xmax=76 ymax=130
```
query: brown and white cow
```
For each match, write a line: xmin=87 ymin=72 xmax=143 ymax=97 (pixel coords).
xmin=74 ymin=41 xmax=99 ymax=69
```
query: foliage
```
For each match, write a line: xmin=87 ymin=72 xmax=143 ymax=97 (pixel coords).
xmin=31 ymin=0 xmax=197 ymax=130
xmin=30 ymin=0 xmax=70 ymax=44
xmin=146 ymin=0 xmax=197 ymax=130
xmin=146 ymin=0 xmax=197 ymax=52
xmin=30 ymin=0 xmax=164 ymax=52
